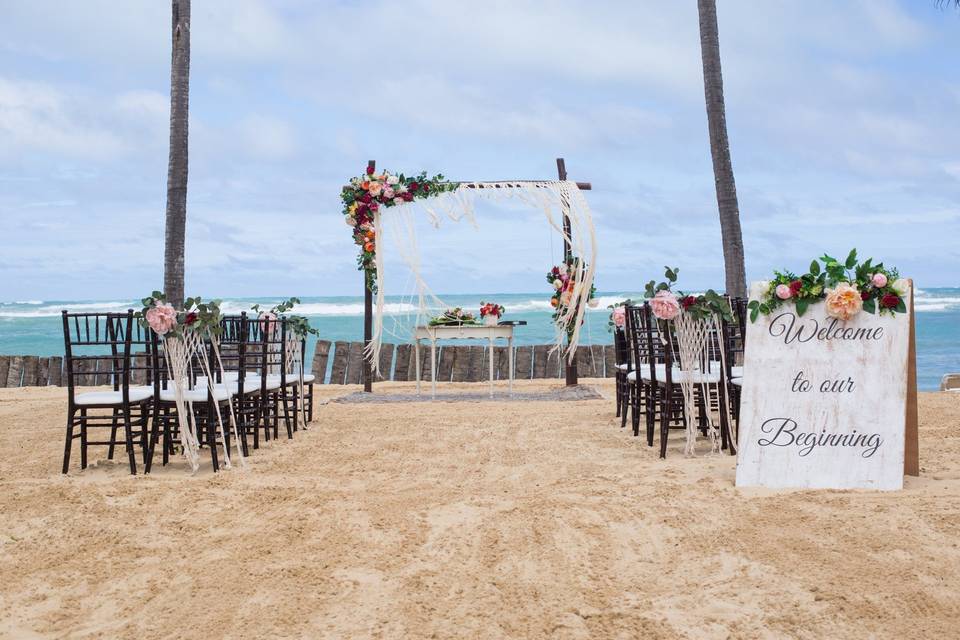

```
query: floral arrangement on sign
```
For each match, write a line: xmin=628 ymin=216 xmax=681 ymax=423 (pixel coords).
xmin=251 ymin=297 xmax=317 ymax=338
xmin=644 ymin=267 xmax=733 ymax=323
xmin=428 ymin=307 xmax=477 ymax=326
xmin=547 ymin=259 xmax=598 ymax=333
xmin=748 ymin=249 xmax=908 ymax=322
xmin=137 ymin=291 xmax=223 ymax=338
xmin=341 ymin=165 xmax=458 ymax=291
xmin=607 ymin=299 xmax=633 ymax=332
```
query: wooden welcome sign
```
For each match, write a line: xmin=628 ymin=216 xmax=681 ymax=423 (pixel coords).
xmin=736 ymin=280 xmax=919 ymax=490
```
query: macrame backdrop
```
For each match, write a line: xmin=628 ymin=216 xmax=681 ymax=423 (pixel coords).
xmin=673 ymin=310 xmax=730 ymax=456
xmin=364 ymin=180 xmax=598 ymax=374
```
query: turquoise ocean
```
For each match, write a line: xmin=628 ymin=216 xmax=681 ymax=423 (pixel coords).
xmin=1 ymin=289 xmax=957 ymax=390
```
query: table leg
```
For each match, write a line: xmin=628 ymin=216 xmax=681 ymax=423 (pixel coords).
xmin=488 ymin=336 xmax=495 ymax=398
xmin=415 ymin=339 xmax=421 ymax=396
xmin=431 ymin=340 xmax=437 ymax=400
xmin=508 ymin=335 xmax=514 ymax=395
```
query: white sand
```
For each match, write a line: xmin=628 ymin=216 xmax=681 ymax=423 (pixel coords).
xmin=1 ymin=380 xmax=958 ymax=639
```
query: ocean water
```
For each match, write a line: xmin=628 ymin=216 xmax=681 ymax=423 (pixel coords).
xmin=1 ymin=289 xmax=957 ymax=390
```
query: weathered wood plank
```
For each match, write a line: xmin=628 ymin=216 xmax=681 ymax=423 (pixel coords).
xmin=6 ymin=356 xmax=23 ymax=387
xmin=406 ymin=343 xmax=432 ymax=383
xmin=346 ymin=342 xmax=364 ymax=385
xmin=0 ymin=356 xmax=10 ymax=388
xmin=311 ymin=340 xmax=331 ymax=384
xmin=48 ymin=356 xmax=63 ymax=386
xmin=575 ymin=345 xmax=600 ymax=378
xmin=514 ymin=346 xmax=532 ymax=380
xmin=37 ymin=357 xmax=50 ymax=386
xmin=21 ymin=356 xmax=39 ymax=387
xmin=329 ymin=341 xmax=349 ymax=384
xmin=437 ymin=346 xmax=455 ymax=382
xmin=603 ymin=344 xmax=616 ymax=378
xmin=465 ymin=346 xmax=485 ymax=382
xmin=393 ymin=344 xmax=411 ymax=382
xmin=376 ymin=343 xmax=394 ymax=381
xmin=448 ymin=346 xmax=467 ymax=382
xmin=532 ymin=345 xmax=549 ymax=378
xmin=546 ymin=347 xmax=564 ymax=378
xmin=494 ymin=346 xmax=510 ymax=380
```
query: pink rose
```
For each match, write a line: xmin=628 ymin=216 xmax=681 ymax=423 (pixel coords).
xmin=367 ymin=182 xmax=382 ymax=196
xmin=824 ymin=282 xmax=863 ymax=321
xmin=775 ymin=284 xmax=792 ymax=300
xmin=871 ymin=273 xmax=887 ymax=288
xmin=393 ymin=197 xmax=404 ymax=205
xmin=612 ymin=306 xmax=626 ymax=327
xmin=260 ymin=311 xmax=277 ymax=335
xmin=145 ymin=303 xmax=177 ymax=335
xmin=382 ymin=186 xmax=395 ymax=199
xmin=650 ymin=290 xmax=680 ymax=321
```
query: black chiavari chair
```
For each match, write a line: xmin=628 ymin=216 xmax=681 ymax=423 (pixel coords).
xmin=61 ymin=310 xmax=153 ymax=475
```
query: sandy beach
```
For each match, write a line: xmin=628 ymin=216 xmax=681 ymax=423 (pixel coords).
xmin=1 ymin=380 xmax=959 ymax=639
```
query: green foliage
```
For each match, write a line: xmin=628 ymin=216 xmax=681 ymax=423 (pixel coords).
xmin=135 ymin=291 xmax=223 ymax=339
xmin=251 ymin=297 xmax=317 ymax=338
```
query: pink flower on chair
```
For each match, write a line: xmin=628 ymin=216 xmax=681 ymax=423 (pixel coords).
xmin=612 ymin=306 xmax=626 ymax=327
xmin=650 ymin=290 xmax=680 ymax=321
xmin=260 ymin=311 xmax=277 ymax=335
xmin=145 ymin=303 xmax=177 ymax=335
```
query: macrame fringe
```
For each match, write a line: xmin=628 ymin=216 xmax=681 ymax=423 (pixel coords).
xmin=363 ymin=180 xmax=597 ymax=373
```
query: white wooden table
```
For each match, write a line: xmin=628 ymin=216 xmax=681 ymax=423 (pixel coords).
xmin=414 ymin=324 xmax=515 ymax=398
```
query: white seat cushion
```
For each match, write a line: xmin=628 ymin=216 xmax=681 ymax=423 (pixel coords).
xmin=632 ymin=365 xmax=720 ymax=384
xmin=302 ymin=374 xmax=315 ymax=383
xmin=731 ymin=377 xmax=743 ymax=387
xmin=731 ymin=366 xmax=743 ymax=378
xmin=617 ymin=363 xmax=632 ymax=372
xmin=75 ymin=387 xmax=153 ymax=406
xmin=159 ymin=385 xmax=233 ymax=403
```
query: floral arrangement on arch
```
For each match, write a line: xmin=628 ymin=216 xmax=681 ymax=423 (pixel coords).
xmin=644 ymin=267 xmax=732 ymax=323
xmin=251 ymin=297 xmax=317 ymax=338
xmin=136 ymin=291 xmax=223 ymax=338
xmin=341 ymin=164 xmax=458 ymax=291
xmin=748 ymin=249 xmax=908 ymax=323
xmin=547 ymin=259 xmax=598 ymax=333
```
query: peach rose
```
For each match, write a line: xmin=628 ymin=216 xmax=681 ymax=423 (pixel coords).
xmin=650 ymin=290 xmax=680 ymax=321
xmin=824 ymin=282 xmax=863 ymax=321
xmin=368 ymin=182 xmax=382 ymax=196
xmin=145 ymin=303 xmax=177 ymax=336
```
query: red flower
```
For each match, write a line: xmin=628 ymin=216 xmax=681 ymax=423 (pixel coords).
xmin=421 ymin=184 xmax=430 ymax=193
xmin=402 ymin=192 xmax=414 ymax=202
xmin=366 ymin=165 xmax=375 ymax=175
xmin=369 ymin=202 xmax=379 ymax=212
xmin=881 ymin=293 xmax=900 ymax=309
xmin=861 ymin=291 xmax=870 ymax=301
xmin=789 ymin=280 xmax=803 ymax=295
xmin=681 ymin=295 xmax=697 ymax=310
xmin=184 ymin=312 xmax=198 ymax=325
xmin=409 ymin=181 xmax=419 ymax=192
xmin=360 ymin=193 xmax=372 ymax=204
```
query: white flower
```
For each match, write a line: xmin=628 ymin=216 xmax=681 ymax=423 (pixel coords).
xmin=396 ymin=184 xmax=408 ymax=194
xmin=891 ymin=278 xmax=910 ymax=296
xmin=393 ymin=197 xmax=403 ymax=205
xmin=344 ymin=215 xmax=355 ymax=226
xmin=387 ymin=175 xmax=399 ymax=185
xmin=553 ymin=280 xmax=563 ymax=290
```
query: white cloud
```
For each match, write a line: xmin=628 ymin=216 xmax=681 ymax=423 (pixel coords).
xmin=237 ymin=114 xmax=298 ymax=160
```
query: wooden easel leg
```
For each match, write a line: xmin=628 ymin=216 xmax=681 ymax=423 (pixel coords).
xmin=904 ymin=282 xmax=920 ymax=477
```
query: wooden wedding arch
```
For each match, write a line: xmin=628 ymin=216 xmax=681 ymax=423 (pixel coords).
xmin=353 ymin=157 xmax=592 ymax=393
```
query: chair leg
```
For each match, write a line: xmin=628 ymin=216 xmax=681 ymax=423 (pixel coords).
xmin=306 ymin=383 xmax=314 ymax=423
xmin=659 ymin=384 xmax=672 ymax=459
xmin=281 ymin=387 xmax=293 ymax=439
xmin=62 ymin=408 xmax=76 ymax=474
xmin=207 ymin=403 xmax=220 ymax=473
xmin=80 ymin=408 xmax=88 ymax=470
xmin=123 ymin=407 xmax=137 ymax=475
xmin=107 ymin=408 xmax=119 ymax=460
xmin=145 ymin=403 xmax=161 ymax=474
xmin=615 ymin=373 xmax=622 ymax=417
xmin=646 ymin=386 xmax=656 ymax=447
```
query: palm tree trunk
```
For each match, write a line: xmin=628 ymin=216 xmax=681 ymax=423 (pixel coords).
xmin=163 ymin=0 xmax=190 ymax=308
xmin=697 ymin=0 xmax=746 ymax=298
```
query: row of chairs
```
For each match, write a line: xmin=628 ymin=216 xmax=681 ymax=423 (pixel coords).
xmin=61 ymin=310 xmax=317 ymax=475
xmin=610 ymin=298 xmax=748 ymax=458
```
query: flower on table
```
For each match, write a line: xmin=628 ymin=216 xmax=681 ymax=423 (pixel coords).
xmin=650 ymin=290 xmax=680 ymax=321
xmin=824 ymin=282 xmax=863 ymax=321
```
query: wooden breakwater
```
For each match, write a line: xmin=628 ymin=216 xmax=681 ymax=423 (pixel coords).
xmin=0 ymin=342 xmax=617 ymax=388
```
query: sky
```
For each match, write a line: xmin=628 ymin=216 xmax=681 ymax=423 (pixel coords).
xmin=1 ymin=0 xmax=959 ymax=301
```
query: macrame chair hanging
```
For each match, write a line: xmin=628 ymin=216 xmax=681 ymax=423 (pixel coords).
xmin=163 ymin=329 xmax=246 ymax=473
xmin=672 ymin=310 xmax=732 ymax=456
xmin=363 ymin=180 xmax=598 ymax=376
